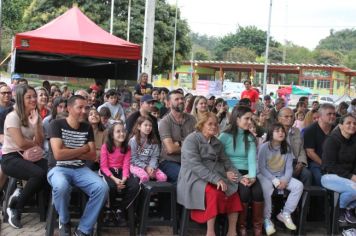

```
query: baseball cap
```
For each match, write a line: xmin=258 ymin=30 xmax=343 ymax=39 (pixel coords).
xmin=207 ymin=95 xmax=216 ymax=100
xmin=140 ymin=94 xmax=156 ymax=103
xmin=11 ymin=74 xmax=21 ymax=80
xmin=264 ymin=95 xmax=271 ymax=101
xmin=90 ymin=84 xmax=100 ymax=91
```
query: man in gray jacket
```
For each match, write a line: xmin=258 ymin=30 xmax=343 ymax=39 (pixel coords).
xmin=278 ymin=107 xmax=312 ymax=186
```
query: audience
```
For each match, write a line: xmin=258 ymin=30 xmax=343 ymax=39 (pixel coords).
xmin=2 ymin=76 xmax=354 ymax=235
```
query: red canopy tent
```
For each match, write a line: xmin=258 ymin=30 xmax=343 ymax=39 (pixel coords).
xmin=12 ymin=7 xmax=141 ymax=79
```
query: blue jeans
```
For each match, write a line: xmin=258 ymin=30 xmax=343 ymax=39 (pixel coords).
xmin=321 ymin=174 xmax=356 ymax=209
xmin=47 ymin=166 xmax=109 ymax=234
xmin=159 ymin=160 xmax=181 ymax=184
xmin=308 ymin=161 xmax=322 ymax=186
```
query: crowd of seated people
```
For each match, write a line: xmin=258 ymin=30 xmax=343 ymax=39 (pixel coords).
xmin=0 ymin=74 xmax=355 ymax=236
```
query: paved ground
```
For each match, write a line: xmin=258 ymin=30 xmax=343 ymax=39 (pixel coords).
xmin=0 ymin=212 xmax=332 ymax=236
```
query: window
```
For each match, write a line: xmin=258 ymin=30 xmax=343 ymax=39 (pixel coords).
xmin=317 ymin=80 xmax=330 ymax=89
xmin=301 ymin=80 xmax=314 ymax=88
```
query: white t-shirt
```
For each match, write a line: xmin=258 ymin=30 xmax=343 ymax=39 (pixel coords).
xmin=2 ymin=111 xmax=41 ymax=154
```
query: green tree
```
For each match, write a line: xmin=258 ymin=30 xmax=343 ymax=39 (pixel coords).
xmin=21 ymin=0 xmax=191 ymax=74
xmin=192 ymin=45 xmax=210 ymax=60
xmin=343 ymin=49 xmax=356 ymax=69
xmin=190 ymin=33 xmax=219 ymax=52
xmin=214 ymin=25 xmax=280 ymax=59
xmin=1 ymin=0 xmax=32 ymax=59
xmin=265 ymin=47 xmax=283 ymax=63
xmin=223 ymin=47 xmax=256 ymax=62
xmin=313 ymin=49 xmax=342 ymax=65
xmin=316 ymin=29 xmax=356 ymax=54
xmin=284 ymin=42 xmax=314 ymax=64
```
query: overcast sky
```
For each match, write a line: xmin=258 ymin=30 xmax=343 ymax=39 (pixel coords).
xmin=166 ymin=0 xmax=356 ymax=50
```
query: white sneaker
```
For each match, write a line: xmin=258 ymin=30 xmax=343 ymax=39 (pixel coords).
xmin=8 ymin=188 xmax=22 ymax=209
xmin=264 ymin=218 xmax=276 ymax=235
xmin=342 ymin=228 xmax=356 ymax=236
xmin=277 ymin=212 xmax=297 ymax=230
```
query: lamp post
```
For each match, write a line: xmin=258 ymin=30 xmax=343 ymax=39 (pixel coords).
xmin=170 ymin=0 xmax=178 ymax=90
xmin=262 ymin=0 xmax=273 ymax=96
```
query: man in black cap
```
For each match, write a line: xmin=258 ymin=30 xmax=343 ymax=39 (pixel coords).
xmin=207 ymin=95 xmax=216 ymax=112
xmin=125 ymin=94 xmax=159 ymax=138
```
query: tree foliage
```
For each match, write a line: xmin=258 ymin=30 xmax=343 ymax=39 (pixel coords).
xmin=312 ymin=49 xmax=342 ymax=65
xmin=317 ymin=29 xmax=356 ymax=54
xmin=223 ymin=47 xmax=257 ymax=62
xmin=14 ymin=0 xmax=192 ymax=74
xmin=214 ymin=25 xmax=280 ymax=59
xmin=284 ymin=42 xmax=314 ymax=64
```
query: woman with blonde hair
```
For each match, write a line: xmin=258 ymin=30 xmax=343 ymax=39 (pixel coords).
xmin=191 ymin=96 xmax=208 ymax=121
xmin=303 ymin=110 xmax=319 ymax=128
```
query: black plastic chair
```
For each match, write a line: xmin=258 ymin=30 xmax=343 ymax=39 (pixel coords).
xmin=2 ymin=177 xmax=46 ymax=223
xmin=297 ymin=185 xmax=330 ymax=236
xmin=45 ymin=188 xmax=97 ymax=236
xmin=179 ymin=206 xmax=226 ymax=236
xmin=138 ymin=181 xmax=178 ymax=235
xmin=96 ymin=196 xmax=137 ymax=236
xmin=330 ymin=191 xmax=341 ymax=236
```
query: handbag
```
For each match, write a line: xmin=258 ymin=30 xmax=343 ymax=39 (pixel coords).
xmin=18 ymin=146 xmax=44 ymax=162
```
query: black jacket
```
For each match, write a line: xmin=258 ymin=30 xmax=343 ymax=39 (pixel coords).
xmin=321 ymin=126 xmax=356 ymax=179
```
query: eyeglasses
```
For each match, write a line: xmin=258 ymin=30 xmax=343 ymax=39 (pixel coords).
xmin=0 ymin=92 xmax=11 ymax=95
xmin=282 ymin=115 xmax=294 ymax=119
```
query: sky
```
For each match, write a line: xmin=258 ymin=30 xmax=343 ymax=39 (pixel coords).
xmin=166 ymin=0 xmax=356 ymax=50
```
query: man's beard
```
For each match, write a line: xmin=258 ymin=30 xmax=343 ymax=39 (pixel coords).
xmin=172 ymin=103 xmax=184 ymax=113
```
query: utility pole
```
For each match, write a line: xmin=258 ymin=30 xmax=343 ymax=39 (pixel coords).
xmin=0 ymin=0 xmax=2 ymax=57
xmin=141 ymin=0 xmax=156 ymax=82
xmin=262 ymin=0 xmax=273 ymax=96
xmin=127 ymin=0 xmax=131 ymax=41
xmin=170 ymin=0 xmax=178 ymax=90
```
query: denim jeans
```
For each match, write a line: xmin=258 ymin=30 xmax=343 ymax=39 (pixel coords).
xmin=47 ymin=166 xmax=109 ymax=234
xmin=321 ymin=174 xmax=356 ymax=209
xmin=159 ymin=160 xmax=181 ymax=184
xmin=308 ymin=161 xmax=322 ymax=186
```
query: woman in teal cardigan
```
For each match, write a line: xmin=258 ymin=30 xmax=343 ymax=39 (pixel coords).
xmin=219 ymin=105 xmax=264 ymax=236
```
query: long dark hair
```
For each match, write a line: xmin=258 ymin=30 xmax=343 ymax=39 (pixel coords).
xmin=223 ymin=105 xmax=254 ymax=152
xmin=130 ymin=116 xmax=158 ymax=147
xmin=212 ymin=98 xmax=227 ymax=123
xmin=50 ymin=96 xmax=66 ymax=121
xmin=15 ymin=84 xmax=37 ymax=127
xmin=88 ymin=108 xmax=106 ymax=132
xmin=105 ymin=123 xmax=129 ymax=154
xmin=266 ymin=122 xmax=289 ymax=155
